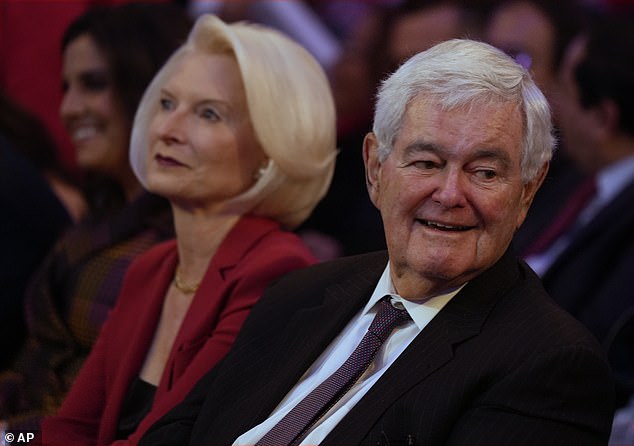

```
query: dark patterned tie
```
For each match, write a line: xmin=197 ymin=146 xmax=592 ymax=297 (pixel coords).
xmin=255 ymin=297 xmax=411 ymax=446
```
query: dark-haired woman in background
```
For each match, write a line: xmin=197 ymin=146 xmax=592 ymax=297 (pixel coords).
xmin=0 ymin=2 xmax=191 ymax=432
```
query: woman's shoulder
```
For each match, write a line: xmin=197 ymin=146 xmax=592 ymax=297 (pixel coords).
xmin=133 ymin=236 xmax=177 ymax=261
xmin=122 ymin=238 xmax=178 ymax=280
xmin=110 ymin=239 xmax=178 ymax=311
xmin=244 ymin=218 xmax=315 ymax=261
xmin=214 ymin=217 xmax=315 ymax=278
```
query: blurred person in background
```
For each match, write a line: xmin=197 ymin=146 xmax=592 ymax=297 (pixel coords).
xmin=0 ymin=93 xmax=86 ymax=222
xmin=42 ymin=13 xmax=336 ymax=446
xmin=0 ymin=0 xmax=176 ymax=171
xmin=484 ymin=0 xmax=589 ymax=255
xmin=0 ymin=2 xmax=191 ymax=432
xmin=0 ymin=93 xmax=79 ymax=370
xmin=525 ymin=9 xmax=634 ymax=408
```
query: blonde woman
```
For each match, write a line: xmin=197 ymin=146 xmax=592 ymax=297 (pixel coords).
xmin=42 ymin=14 xmax=336 ymax=446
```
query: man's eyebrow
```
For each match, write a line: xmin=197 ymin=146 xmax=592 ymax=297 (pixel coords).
xmin=403 ymin=141 xmax=444 ymax=157
xmin=470 ymin=149 xmax=512 ymax=169
xmin=403 ymin=142 xmax=514 ymax=167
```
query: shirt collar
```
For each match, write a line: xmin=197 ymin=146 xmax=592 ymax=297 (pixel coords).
xmin=596 ymin=154 xmax=634 ymax=204
xmin=363 ymin=262 xmax=465 ymax=331
xmin=579 ymin=154 xmax=634 ymax=225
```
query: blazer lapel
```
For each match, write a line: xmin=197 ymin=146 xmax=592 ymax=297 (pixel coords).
xmin=177 ymin=216 xmax=281 ymax=335
xmin=324 ymin=250 xmax=521 ymax=445
xmin=101 ymin=242 xmax=178 ymax=441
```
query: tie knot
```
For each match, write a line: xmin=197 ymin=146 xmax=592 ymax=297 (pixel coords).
xmin=368 ymin=298 xmax=411 ymax=343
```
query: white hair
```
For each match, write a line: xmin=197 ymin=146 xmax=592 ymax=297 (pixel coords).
xmin=130 ymin=14 xmax=337 ymax=228
xmin=373 ymin=39 xmax=555 ymax=183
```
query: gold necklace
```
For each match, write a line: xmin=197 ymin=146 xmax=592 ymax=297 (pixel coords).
xmin=173 ymin=265 xmax=201 ymax=294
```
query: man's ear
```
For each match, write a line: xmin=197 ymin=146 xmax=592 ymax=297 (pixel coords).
xmin=516 ymin=162 xmax=549 ymax=229
xmin=594 ymin=98 xmax=620 ymax=138
xmin=363 ymin=132 xmax=381 ymax=207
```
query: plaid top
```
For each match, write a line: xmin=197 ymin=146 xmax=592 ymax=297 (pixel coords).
xmin=0 ymin=192 xmax=173 ymax=430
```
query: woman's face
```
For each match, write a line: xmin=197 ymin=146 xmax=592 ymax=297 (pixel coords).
xmin=145 ymin=51 xmax=265 ymax=209
xmin=60 ymin=34 xmax=131 ymax=176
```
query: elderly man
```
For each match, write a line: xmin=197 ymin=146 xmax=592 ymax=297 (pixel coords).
xmin=138 ymin=39 xmax=614 ymax=446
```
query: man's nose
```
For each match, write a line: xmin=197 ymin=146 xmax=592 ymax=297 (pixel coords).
xmin=431 ymin=169 xmax=467 ymax=208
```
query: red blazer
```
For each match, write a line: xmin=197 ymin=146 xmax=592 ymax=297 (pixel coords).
xmin=41 ymin=216 xmax=315 ymax=446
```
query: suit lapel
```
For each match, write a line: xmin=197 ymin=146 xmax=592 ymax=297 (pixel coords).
xmin=324 ymin=250 xmax=521 ymax=444
xmin=252 ymin=252 xmax=389 ymax=423
xmin=545 ymin=177 xmax=634 ymax=280
xmin=197 ymin=252 xmax=389 ymax=444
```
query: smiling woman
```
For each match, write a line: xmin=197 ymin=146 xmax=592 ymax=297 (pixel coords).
xmin=42 ymin=14 xmax=337 ymax=446
xmin=59 ymin=4 xmax=193 ymax=210
xmin=60 ymin=33 xmax=131 ymax=195
xmin=0 ymin=2 xmax=192 ymax=436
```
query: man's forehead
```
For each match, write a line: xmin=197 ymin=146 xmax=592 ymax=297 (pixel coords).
xmin=395 ymin=97 xmax=524 ymax=160
xmin=401 ymin=95 xmax=523 ymax=133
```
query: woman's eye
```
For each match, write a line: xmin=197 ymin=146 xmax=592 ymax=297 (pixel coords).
xmin=160 ymin=98 xmax=174 ymax=111
xmin=200 ymin=108 xmax=220 ymax=121
xmin=81 ymin=72 xmax=109 ymax=92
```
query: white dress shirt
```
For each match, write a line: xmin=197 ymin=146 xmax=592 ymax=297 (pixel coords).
xmin=233 ymin=263 xmax=463 ymax=445
xmin=526 ymin=155 xmax=634 ymax=276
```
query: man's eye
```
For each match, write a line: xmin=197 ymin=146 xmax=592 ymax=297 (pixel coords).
xmin=475 ymin=169 xmax=497 ymax=180
xmin=412 ymin=160 xmax=439 ymax=170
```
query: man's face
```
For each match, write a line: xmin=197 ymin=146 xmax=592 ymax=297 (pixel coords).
xmin=485 ymin=1 xmax=556 ymax=100
xmin=556 ymin=37 xmax=603 ymax=173
xmin=387 ymin=4 xmax=464 ymax=67
xmin=364 ymin=95 xmax=544 ymax=299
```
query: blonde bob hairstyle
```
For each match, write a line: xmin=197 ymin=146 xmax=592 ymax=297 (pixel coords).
xmin=130 ymin=14 xmax=337 ymax=229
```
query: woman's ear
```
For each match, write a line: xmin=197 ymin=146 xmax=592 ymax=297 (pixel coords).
xmin=363 ymin=132 xmax=381 ymax=207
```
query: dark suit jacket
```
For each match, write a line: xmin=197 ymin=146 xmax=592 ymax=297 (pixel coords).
xmin=541 ymin=177 xmax=634 ymax=348
xmin=605 ymin=306 xmax=634 ymax=408
xmin=139 ymin=249 xmax=615 ymax=446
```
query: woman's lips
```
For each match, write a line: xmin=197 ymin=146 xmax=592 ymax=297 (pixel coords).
xmin=155 ymin=153 xmax=186 ymax=167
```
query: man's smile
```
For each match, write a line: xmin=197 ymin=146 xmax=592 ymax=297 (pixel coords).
xmin=416 ymin=219 xmax=475 ymax=232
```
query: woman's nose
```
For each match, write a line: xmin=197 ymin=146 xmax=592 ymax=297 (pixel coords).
xmin=60 ymin=85 xmax=85 ymax=119
xmin=155 ymin=110 xmax=186 ymax=145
